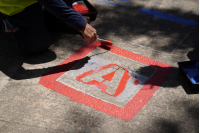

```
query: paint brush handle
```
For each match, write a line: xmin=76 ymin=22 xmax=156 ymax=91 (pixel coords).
xmin=97 ymin=38 xmax=113 ymax=43
xmin=80 ymin=33 xmax=113 ymax=44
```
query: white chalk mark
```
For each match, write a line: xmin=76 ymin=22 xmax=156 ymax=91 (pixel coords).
xmin=171 ymin=26 xmax=195 ymax=54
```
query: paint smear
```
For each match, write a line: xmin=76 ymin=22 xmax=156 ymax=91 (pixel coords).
xmin=133 ymin=76 xmax=140 ymax=85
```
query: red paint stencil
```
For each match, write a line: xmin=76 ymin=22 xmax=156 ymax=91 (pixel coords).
xmin=102 ymin=71 xmax=115 ymax=81
xmin=76 ymin=64 xmax=129 ymax=97
xmin=102 ymin=68 xmax=118 ymax=81
xmin=39 ymin=41 xmax=172 ymax=120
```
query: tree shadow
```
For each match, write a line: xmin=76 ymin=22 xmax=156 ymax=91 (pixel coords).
xmin=136 ymin=65 xmax=199 ymax=94
xmin=64 ymin=105 xmax=104 ymax=133
xmin=147 ymin=100 xmax=199 ymax=133
xmin=187 ymin=48 xmax=199 ymax=61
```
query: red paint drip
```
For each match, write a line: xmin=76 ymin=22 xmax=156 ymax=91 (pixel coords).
xmin=133 ymin=76 xmax=140 ymax=85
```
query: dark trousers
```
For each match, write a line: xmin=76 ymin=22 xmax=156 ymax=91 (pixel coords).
xmin=0 ymin=1 xmax=73 ymax=54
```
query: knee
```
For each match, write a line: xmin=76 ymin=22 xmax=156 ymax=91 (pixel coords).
xmin=7 ymin=31 xmax=52 ymax=55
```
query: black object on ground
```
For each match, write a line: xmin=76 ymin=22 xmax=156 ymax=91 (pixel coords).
xmin=178 ymin=60 xmax=199 ymax=90
xmin=82 ymin=0 xmax=98 ymax=21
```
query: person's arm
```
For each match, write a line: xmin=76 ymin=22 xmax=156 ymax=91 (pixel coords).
xmin=38 ymin=0 xmax=97 ymax=43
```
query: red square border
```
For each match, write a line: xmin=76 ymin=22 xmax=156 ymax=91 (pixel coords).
xmin=39 ymin=41 xmax=172 ymax=121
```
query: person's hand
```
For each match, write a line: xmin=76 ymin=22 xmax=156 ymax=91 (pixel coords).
xmin=79 ymin=23 xmax=97 ymax=43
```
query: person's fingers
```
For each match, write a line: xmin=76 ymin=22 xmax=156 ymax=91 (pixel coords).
xmin=88 ymin=27 xmax=96 ymax=40
xmin=89 ymin=36 xmax=96 ymax=43
xmin=83 ymin=35 xmax=91 ymax=42
xmin=79 ymin=23 xmax=98 ymax=43
xmin=89 ymin=30 xmax=97 ymax=43
xmin=80 ymin=35 xmax=87 ymax=42
xmin=94 ymin=32 xmax=97 ymax=40
xmin=82 ymin=33 xmax=95 ymax=43
xmin=91 ymin=31 xmax=97 ymax=43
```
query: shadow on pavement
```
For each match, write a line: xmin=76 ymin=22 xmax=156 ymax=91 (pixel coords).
xmin=65 ymin=105 xmax=104 ymax=133
xmin=136 ymin=65 xmax=199 ymax=94
xmin=147 ymin=100 xmax=199 ymax=133
xmin=187 ymin=48 xmax=199 ymax=61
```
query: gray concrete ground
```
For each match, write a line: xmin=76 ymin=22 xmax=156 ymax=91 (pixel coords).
xmin=0 ymin=0 xmax=199 ymax=132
